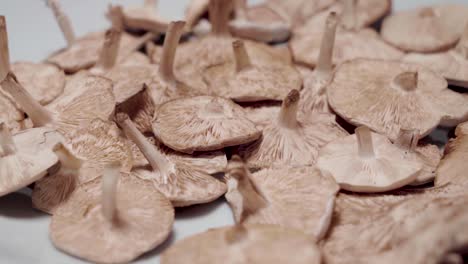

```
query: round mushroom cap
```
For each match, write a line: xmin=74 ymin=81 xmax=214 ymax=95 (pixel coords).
xmin=381 ymin=4 xmax=468 ymax=53
xmin=50 ymin=172 xmax=174 ymax=264
xmin=13 ymin=127 xmax=64 ymax=153
xmin=152 ymin=96 xmax=261 ymax=154
xmin=161 ymin=224 xmax=321 ymax=264
xmin=120 ymin=51 xmax=151 ymax=66
xmin=10 ymin=62 xmax=65 ymax=105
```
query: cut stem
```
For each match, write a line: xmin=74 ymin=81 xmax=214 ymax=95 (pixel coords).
xmin=393 ymin=72 xmax=418 ymax=92
xmin=396 ymin=129 xmax=420 ymax=151
xmin=0 ymin=123 xmax=16 ymax=157
xmin=355 ymin=126 xmax=375 ymax=158
xmin=96 ymin=28 xmax=122 ymax=71
xmin=232 ymin=40 xmax=251 ymax=72
xmin=342 ymin=0 xmax=357 ymax=31
xmin=159 ymin=21 xmax=185 ymax=82
xmin=316 ymin=12 xmax=338 ymax=79
xmin=47 ymin=0 xmax=76 ymax=46
xmin=1 ymin=73 xmax=54 ymax=127
xmin=278 ymin=89 xmax=300 ymax=128
xmin=102 ymin=163 xmax=120 ymax=222
xmin=0 ymin=16 xmax=10 ymax=82
xmin=209 ymin=0 xmax=233 ymax=36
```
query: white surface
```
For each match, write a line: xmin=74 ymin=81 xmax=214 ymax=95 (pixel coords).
xmin=0 ymin=0 xmax=467 ymax=263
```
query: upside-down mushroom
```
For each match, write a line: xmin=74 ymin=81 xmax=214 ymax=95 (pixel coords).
xmin=161 ymin=224 xmax=321 ymax=264
xmin=120 ymin=0 xmax=169 ymax=33
xmin=243 ymin=101 xmax=281 ymax=130
xmin=241 ymin=89 xmax=347 ymax=168
xmin=327 ymin=59 xmax=468 ymax=141
xmin=50 ymin=163 xmax=174 ymax=264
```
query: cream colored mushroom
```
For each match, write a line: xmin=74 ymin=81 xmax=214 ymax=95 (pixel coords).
xmin=120 ymin=0 xmax=169 ymax=33
xmin=50 ymin=163 xmax=174 ymax=264
xmin=161 ymin=224 xmax=321 ymax=264
xmin=241 ymin=89 xmax=347 ymax=168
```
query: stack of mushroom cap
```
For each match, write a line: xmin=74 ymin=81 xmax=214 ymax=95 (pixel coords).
xmin=327 ymin=59 xmax=468 ymax=141
xmin=120 ymin=0 xmax=168 ymax=33
xmin=225 ymin=156 xmax=339 ymax=239
xmin=117 ymin=113 xmax=227 ymax=207
xmin=161 ymin=224 xmax=321 ymax=264
xmin=152 ymin=96 xmax=261 ymax=154
xmin=381 ymin=4 xmax=468 ymax=53
xmin=50 ymin=163 xmax=174 ymax=264
xmin=317 ymin=126 xmax=424 ymax=192
xmin=203 ymin=40 xmax=302 ymax=102
xmin=0 ymin=123 xmax=58 ymax=197
xmin=241 ymin=89 xmax=347 ymax=169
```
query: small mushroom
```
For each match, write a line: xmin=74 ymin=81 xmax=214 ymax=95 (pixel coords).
xmin=381 ymin=4 xmax=468 ymax=53
xmin=317 ymin=126 xmax=424 ymax=192
xmin=50 ymin=163 xmax=174 ymax=264
xmin=152 ymin=96 xmax=261 ymax=154
xmin=161 ymin=224 xmax=321 ymax=264
xmin=327 ymin=59 xmax=468 ymax=141
xmin=120 ymin=0 xmax=169 ymax=33
xmin=241 ymin=89 xmax=348 ymax=168
xmin=0 ymin=123 xmax=58 ymax=197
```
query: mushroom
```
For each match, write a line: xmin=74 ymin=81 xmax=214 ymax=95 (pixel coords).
xmin=327 ymin=59 xmax=468 ymax=141
xmin=161 ymin=224 xmax=321 ymax=264
xmin=120 ymin=0 xmax=169 ymax=33
xmin=202 ymin=40 xmax=302 ymax=102
xmin=152 ymin=96 xmax=262 ymax=154
xmin=225 ymin=156 xmax=339 ymax=239
xmin=317 ymin=126 xmax=424 ymax=192
xmin=381 ymin=4 xmax=468 ymax=53
xmin=240 ymin=89 xmax=348 ymax=168
xmin=266 ymin=0 xmax=336 ymax=25
xmin=50 ymin=163 xmax=174 ymax=264
xmin=0 ymin=123 xmax=58 ymax=197
xmin=243 ymin=101 xmax=281 ymax=130
xmin=185 ymin=0 xmax=210 ymax=30
xmin=116 ymin=113 xmax=227 ymax=207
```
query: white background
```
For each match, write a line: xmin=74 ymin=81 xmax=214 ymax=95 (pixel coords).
xmin=0 ymin=0 xmax=467 ymax=263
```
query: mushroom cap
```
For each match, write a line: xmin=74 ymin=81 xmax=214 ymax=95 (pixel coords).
xmin=267 ymin=0 xmax=336 ymax=24
xmin=13 ymin=127 xmax=64 ymax=153
xmin=161 ymin=224 xmax=321 ymax=264
xmin=120 ymin=51 xmax=151 ymax=66
xmin=152 ymin=96 xmax=261 ymax=154
xmin=243 ymin=104 xmax=281 ymax=130
xmin=317 ymin=131 xmax=423 ymax=192
xmin=381 ymin=4 xmax=468 ymax=53
xmin=50 ymin=172 xmax=174 ymax=264
xmin=297 ymin=66 xmax=334 ymax=114
xmin=9 ymin=61 xmax=65 ymax=105
xmin=122 ymin=6 xmax=168 ymax=33
xmin=407 ymin=143 xmax=442 ymax=186
xmin=0 ymin=91 xmax=25 ymax=132
xmin=327 ymin=59 xmax=468 ymax=140
xmin=115 ymin=86 xmax=155 ymax=133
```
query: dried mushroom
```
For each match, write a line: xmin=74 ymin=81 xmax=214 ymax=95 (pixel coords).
xmin=50 ymin=163 xmax=174 ymax=264
xmin=120 ymin=0 xmax=168 ymax=33
xmin=381 ymin=4 xmax=468 ymax=53
xmin=225 ymin=156 xmax=339 ymax=239
xmin=241 ymin=89 xmax=347 ymax=168
xmin=117 ymin=113 xmax=227 ymax=207
xmin=327 ymin=59 xmax=468 ymax=141
xmin=161 ymin=224 xmax=321 ymax=264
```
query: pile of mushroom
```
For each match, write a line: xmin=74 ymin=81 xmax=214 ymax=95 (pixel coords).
xmin=1 ymin=0 xmax=468 ymax=263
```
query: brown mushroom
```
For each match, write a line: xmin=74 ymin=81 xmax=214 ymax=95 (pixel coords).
xmin=381 ymin=4 xmax=468 ymax=53
xmin=120 ymin=0 xmax=169 ymax=33
xmin=241 ymin=89 xmax=347 ymax=168
xmin=50 ymin=163 xmax=174 ymax=264
xmin=161 ymin=224 xmax=321 ymax=264
xmin=327 ymin=59 xmax=468 ymax=141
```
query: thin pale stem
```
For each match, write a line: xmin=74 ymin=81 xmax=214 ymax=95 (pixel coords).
xmin=0 ymin=16 xmax=10 ymax=82
xmin=0 ymin=123 xmax=16 ymax=157
xmin=107 ymin=5 xmax=124 ymax=30
xmin=278 ymin=89 xmax=300 ymax=128
xmin=102 ymin=163 xmax=120 ymax=222
xmin=393 ymin=72 xmax=418 ymax=92
xmin=342 ymin=0 xmax=357 ymax=31
xmin=159 ymin=21 xmax=185 ymax=82
xmin=209 ymin=0 xmax=233 ymax=36
xmin=96 ymin=28 xmax=122 ymax=71
xmin=396 ymin=129 xmax=420 ymax=151
xmin=47 ymin=0 xmax=76 ymax=46
xmin=355 ymin=126 xmax=375 ymax=158
xmin=1 ymin=73 xmax=54 ymax=127
xmin=232 ymin=40 xmax=251 ymax=72
xmin=316 ymin=12 xmax=338 ymax=79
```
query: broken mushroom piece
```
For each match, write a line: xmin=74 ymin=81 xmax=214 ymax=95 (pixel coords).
xmin=241 ymin=89 xmax=347 ymax=168
xmin=317 ymin=126 xmax=424 ymax=192
xmin=225 ymin=156 xmax=339 ymax=239
xmin=381 ymin=4 xmax=468 ymax=53
xmin=120 ymin=0 xmax=169 ymax=33
xmin=117 ymin=113 xmax=226 ymax=207
xmin=327 ymin=59 xmax=468 ymax=141
xmin=50 ymin=163 xmax=174 ymax=264
xmin=161 ymin=224 xmax=321 ymax=264
xmin=152 ymin=96 xmax=261 ymax=154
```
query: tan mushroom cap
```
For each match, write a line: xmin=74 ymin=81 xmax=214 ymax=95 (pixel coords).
xmin=121 ymin=51 xmax=151 ymax=66
xmin=381 ymin=4 xmax=468 ymax=53
xmin=0 ymin=123 xmax=58 ymax=197
xmin=327 ymin=59 xmax=468 ymax=140
xmin=161 ymin=224 xmax=321 ymax=264
xmin=12 ymin=126 xmax=64 ymax=153
xmin=266 ymin=0 xmax=336 ymax=25
xmin=225 ymin=157 xmax=339 ymax=239
xmin=152 ymin=96 xmax=261 ymax=154
xmin=243 ymin=103 xmax=280 ymax=130
xmin=50 ymin=164 xmax=174 ymax=264
xmin=121 ymin=0 xmax=169 ymax=33
xmin=317 ymin=126 xmax=423 ymax=192
xmin=241 ymin=90 xmax=348 ymax=169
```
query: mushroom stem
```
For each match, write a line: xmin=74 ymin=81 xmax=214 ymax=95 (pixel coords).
xmin=96 ymin=28 xmax=122 ymax=71
xmin=159 ymin=21 xmax=186 ymax=82
xmin=232 ymin=40 xmax=251 ymax=72
xmin=209 ymin=0 xmax=233 ymax=36
xmin=342 ymin=0 xmax=357 ymax=31
xmin=355 ymin=126 xmax=375 ymax=158
xmin=107 ymin=5 xmax=125 ymax=30
xmin=47 ymin=0 xmax=75 ymax=46
xmin=144 ymin=0 xmax=158 ymax=8
xmin=101 ymin=163 xmax=120 ymax=222
xmin=115 ymin=113 xmax=173 ymax=184
xmin=393 ymin=72 xmax=418 ymax=92
xmin=0 ymin=123 xmax=16 ymax=157
xmin=395 ymin=129 xmax=420 ymax=151
xmin=1 ymin=73 xmax=54 ymax=127
xmin=316 ymin=12 xmax=338 ymax=79
xmin=278 ymin=89 xmax=300 ymax=128
xmin=0 ymin=16 xmax=10 ymax=82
